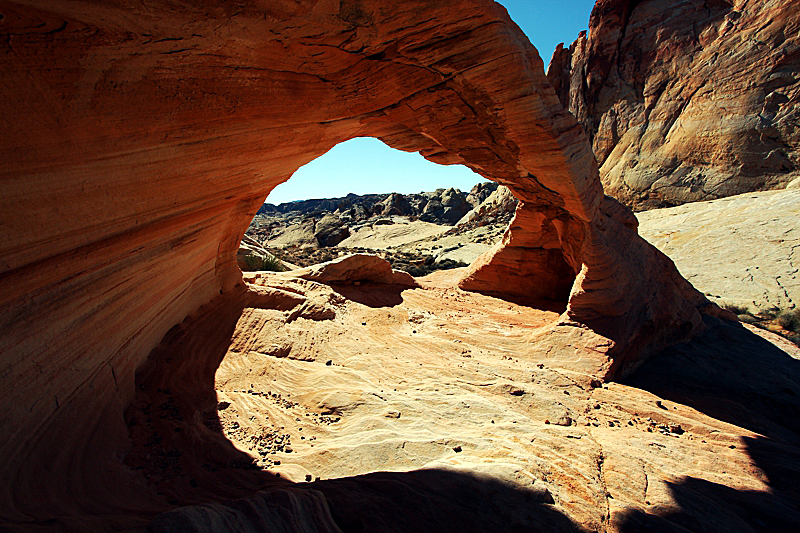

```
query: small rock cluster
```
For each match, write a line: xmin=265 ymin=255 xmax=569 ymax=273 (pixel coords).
xmin=217 ymin=387 xmax=343 ymax=472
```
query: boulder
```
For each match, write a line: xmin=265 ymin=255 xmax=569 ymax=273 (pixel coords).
xmin=420 ymin=198 xmax=445 ymax=223
xmin=439 ymin=187 xmax=472 ymax=224
xmin=466 ymin=181 xmax=499 ymax=206
xmin=440 ymin=187 xmax=466 ymax=207
xmin=457 ymin=186 xmax=518 ymax=226
xmin=352 ymin=204 xmax=371 ymax=221
xmin=418 ymin=188 xmax=471 ymax=225
xmin=381 ymin=192 xmax=413 ymax=216
xmin=291 ymin=254 xmax=417 ymax=287
xmin=314 ymin=214 xmax=350 ymax=247
xmin=236 ymin=235 xmax=287 ymax=272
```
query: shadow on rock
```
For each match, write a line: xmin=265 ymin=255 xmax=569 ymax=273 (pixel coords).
xmin=616 ymin=469 xmax=800 ymax=533
xmin=327 ymin=282 xmax=409 ymax=308
xmin=625 ymin=316 xmax=800 ymax=442
xmin=316 ymin=468 xmax=578 ymax=533
xmin=149 ymin=468 xmax=581 ymax=533
xmin=131 ymin=286 xmax=581 ymax=532
xmin=468 ymin=289 xmax=568 ymax=314
xmin=618 ymin=316 xmax=800 ymax=532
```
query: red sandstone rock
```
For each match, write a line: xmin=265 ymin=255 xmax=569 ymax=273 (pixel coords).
xmin=547 ymin=0 xmax=800 ymax=209
xmin=290 ymin=254 xmax=417 ymax=287
xmin=0 ymin=0 xmax=718 ymax=529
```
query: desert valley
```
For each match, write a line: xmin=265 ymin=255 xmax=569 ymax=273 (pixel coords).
xmin=1 ymin=0 xmax=799 ymax=532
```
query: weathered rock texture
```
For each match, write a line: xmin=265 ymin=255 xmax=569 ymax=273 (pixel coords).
xmin=238 ymin=235 xmax=289 ymax=272
xmin=139 ymin=272 xmax=800 ymax=532
xmin=313 ymin=214 xmax=351 ymax=247
xmin=0 ymin=0 xmax=715 ymax=529
xmin=287 ymin=254 xmax=417 ymax=287
xmin=457 ymin=184 xmax=518 ymax=226
xmin=547 ymin=0 xmax=800 ymax=209
xmin=637 ymin=189 xmax=800 ymax=314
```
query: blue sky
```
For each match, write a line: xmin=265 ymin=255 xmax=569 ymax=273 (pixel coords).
xmin=266 ymin=0 xmax=595 ymax=204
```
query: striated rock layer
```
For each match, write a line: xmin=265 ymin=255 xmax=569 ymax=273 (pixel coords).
xmin=135 ymin=270 xmax=800 ymax=533
xmin=547 ymin=0 xmax=800 ymax=209
xmin=1 ymin=0 xmax=716 ymax=529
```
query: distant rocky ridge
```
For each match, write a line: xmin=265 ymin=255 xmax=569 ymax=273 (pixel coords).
xmin=258 ymin=181 xmax=498 ymax=224
xmin=246 ymin=182 xmax=518 ymax=276
xmin=547 ymin=0 xmax=800 ymax=210
xmin=250 ymin=182 xmax=513 ymax=249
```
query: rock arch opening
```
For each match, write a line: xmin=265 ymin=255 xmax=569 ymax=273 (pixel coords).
xmin=266 ymin=137 xmax=487 ymax=205
xmin=240 ymin=137 xmax=530 ymax=292
xmin=1 ymin=0 xmax=720 ymax=529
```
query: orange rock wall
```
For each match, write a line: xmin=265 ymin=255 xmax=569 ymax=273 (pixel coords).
xmin=547 ymin=0 xmax=800 ymax=209
xmin=0 ymin=0 xmax=710 ymax=525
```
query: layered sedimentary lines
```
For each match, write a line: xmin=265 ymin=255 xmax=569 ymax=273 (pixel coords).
xmin=1 ymin=0 xmax=720 ymax=529
xmin=134 ymin=272 xmax=800 ymax=532
xmin=547 ymin=0 xmax=800 ymax=209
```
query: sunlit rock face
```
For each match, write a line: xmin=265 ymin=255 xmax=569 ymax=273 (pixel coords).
xmin=0 ymin=0 xmax=713 ymax=528
xmin=547 ymin=0 xmax=800 ymax=210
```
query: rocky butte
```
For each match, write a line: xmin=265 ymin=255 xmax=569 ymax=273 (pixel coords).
xmin=2 ymin=0 xmax=796 ymax=532
xmin=547 ymin=0 xmax=800 ymax=209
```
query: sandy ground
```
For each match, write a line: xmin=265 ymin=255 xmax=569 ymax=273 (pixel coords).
xmin=128 ymin=192 xmax=800 ymax=531
xmin=339 ymin=218 xmax=503 ymax=266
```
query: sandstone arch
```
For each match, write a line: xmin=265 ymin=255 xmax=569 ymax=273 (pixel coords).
xmin=1 ymin=0 xmax=718 ymax=527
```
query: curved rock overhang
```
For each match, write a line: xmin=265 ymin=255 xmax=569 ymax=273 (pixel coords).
xmin=0 ymin=0 xmax=717 ymax=526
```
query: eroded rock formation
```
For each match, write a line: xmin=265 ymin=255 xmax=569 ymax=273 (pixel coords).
xmin=547 ymin=0 xmax=800 ymax=209
xmin=140 ymin=270 xmax=799 ymax=532
xmin=287 ymin=253 xmax=417 ymax=286
xmin=456 ymin=184 xmax=518 ymax=226
xmin=1 ymin=0 xmax=718 ymax=529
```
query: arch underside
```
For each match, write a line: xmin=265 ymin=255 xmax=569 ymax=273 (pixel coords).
xmin=0 ymin=0 xmax=716 ymax=527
